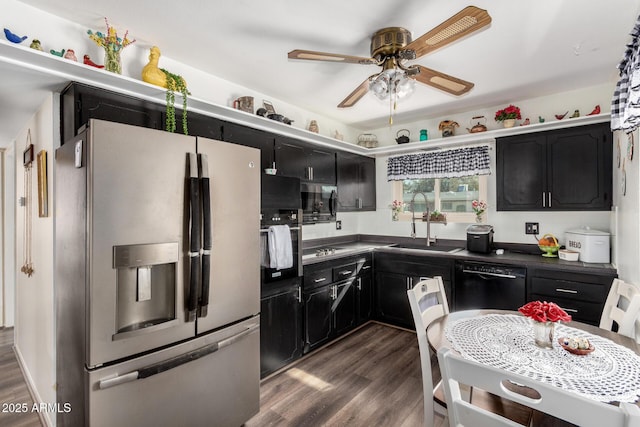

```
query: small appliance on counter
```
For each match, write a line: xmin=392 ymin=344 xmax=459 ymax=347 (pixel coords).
xmin=565 ymin=227 xmax=610 ymax=263
xmin=466 ymin=224 xmax=494 ymax=254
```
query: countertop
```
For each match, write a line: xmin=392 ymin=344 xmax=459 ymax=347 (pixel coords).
xmin=302 ymin=236 xmax=616 ymax=276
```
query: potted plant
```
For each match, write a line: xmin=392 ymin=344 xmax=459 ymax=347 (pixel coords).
xmin=426 ymin=210 xmax=446 ymax=222
xmin=495 ymin=104 xmax=521 ymax=128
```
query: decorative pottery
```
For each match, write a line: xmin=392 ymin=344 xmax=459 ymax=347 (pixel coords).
xmin=419 ymin=129 xmax=428 ymax=141
xmin=233 ymin=96 xmax=254 ymax=114
xmin=502 ymin=118 xmax=516 ymax=128
xmin=392 ymin=210 xmax=400 ymax=221
xmin=467 ymin=116 xmax=487 ymax=133
xmin=533 ymin=321 xmax=555 ymax=348
xmin=439 ymin=120 xmax=459 ymax=137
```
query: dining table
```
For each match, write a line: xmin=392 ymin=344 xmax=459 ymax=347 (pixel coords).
xmin=427 ymin=309 xmax=640 ymax=425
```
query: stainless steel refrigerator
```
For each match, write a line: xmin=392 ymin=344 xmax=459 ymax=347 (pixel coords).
xmin=55 ymin=119 xmax=260 ymax=427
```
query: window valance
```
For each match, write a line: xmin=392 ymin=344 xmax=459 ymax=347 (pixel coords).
xmin=387 ymin=145 xmax=491 ymax=181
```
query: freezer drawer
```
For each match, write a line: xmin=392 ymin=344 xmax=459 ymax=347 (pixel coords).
xmin=84 ymin=317 xmax=260 ymax=427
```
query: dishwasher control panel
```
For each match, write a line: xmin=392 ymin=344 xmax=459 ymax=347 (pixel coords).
xmin=460 ymin=262 xmax=526 ymax=279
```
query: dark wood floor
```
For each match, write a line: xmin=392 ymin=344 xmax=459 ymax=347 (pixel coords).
xmin=0 ymin=328 xmax=42 ymax=427
xmin=246 ymin=321 xmax=447 ymax=427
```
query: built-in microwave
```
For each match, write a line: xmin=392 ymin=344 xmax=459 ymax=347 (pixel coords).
xmin=301 ymin=183 xmax=337 ymax=224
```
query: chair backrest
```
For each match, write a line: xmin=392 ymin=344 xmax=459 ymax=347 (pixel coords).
xmin=600 ymin=278 xmax=640 ymax=339
xmin=407 ymin=276 xmax=450 ymax=427
xmin=437 ymin=347 xmax=640 ymax=427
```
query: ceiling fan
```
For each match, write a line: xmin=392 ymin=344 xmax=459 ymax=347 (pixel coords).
xmin=288 ymin=6 xmax=491 ymax=110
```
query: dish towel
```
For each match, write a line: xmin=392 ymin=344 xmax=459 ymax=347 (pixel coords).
xmin=268 ymin=225 xmax=293 ymax=270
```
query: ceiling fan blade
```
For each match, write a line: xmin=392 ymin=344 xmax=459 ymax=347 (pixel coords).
xmin=413 ymin=65 xmax=474 ymax=96
xmin=405 ymin=6 xmax=491 ymax=58
xmin=337 ymin=78 xmax=373 ymax=108
xmin=288 ymin=49 xmax=377 ymax=65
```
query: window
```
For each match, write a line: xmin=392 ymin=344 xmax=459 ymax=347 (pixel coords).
xmin=393 ymin=175 xmax=487 ymax=223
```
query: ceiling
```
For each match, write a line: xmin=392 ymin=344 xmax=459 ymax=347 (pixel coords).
xmin=9 ymin=0 xmax=640 ymax=132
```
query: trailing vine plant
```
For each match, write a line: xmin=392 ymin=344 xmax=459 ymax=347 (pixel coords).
xmin=161 ymin=68 xmax=190 ymax=134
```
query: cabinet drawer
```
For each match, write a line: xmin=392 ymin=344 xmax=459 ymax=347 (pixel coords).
xmin=304 ymin=267 xmax=332 ymax=290
xmin=530 ymin=293 xmax=603 ymax=325
xmin=530 ymin=277 xmax=608 ymax=303
xmin=333 ymin=262 xmax=357 ymax=282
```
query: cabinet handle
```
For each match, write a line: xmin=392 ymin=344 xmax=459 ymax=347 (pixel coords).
xmin=362 ymin=265 xmax=371 ymax=270
xmin=555 ymin=288 xmax=578 ymax=294
xmin=339 ymin=270 xmax=353 ymax=276
xmin=548 ymin=192 xmax=552 ymax=208
xmin=542 ymin=192 xmax=546 ymax=208
xmin=331 ymin=285 xmax=337 ymax=300
xmin=563 ymin=308 xmax=578 ymax=313
xmin=314 ymin=277 xmax=327 ymax=283
xmin=297 ymin=286 xmax=302 ymax=303
xmin=356 ymin=198 xmax=363 ymax=209
xmin=306 ymin=166 xmax=314 ymax=181
xmin=357 ymin=277 xmax=362 ymax=291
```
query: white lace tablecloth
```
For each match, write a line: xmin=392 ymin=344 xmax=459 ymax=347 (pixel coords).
xmin=445 ymin=314 xmax=640 ymax=403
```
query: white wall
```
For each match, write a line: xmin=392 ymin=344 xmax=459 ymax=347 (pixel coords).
xmin=303 ymin=85 xmax=614 ymax=244
xmin=612 ymin=128 xmax=639 ymax=284
xmin=14 ymin=94 xmax=56 ymax=427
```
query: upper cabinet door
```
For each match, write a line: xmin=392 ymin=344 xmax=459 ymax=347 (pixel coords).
xmin=497 ymin=134 xmax=547 ymax=210
xmin=547 ymin=124 xmax=612 ymax=210
xmin=497 ymin=123 xmax=612 ymax=211
xmin=336 ymin=152 xmax=376 ymax=211
xmin=274 ymin=137 xmax=336 ymax=184
xmin=222 ymin=122 xmax=275 ymax=171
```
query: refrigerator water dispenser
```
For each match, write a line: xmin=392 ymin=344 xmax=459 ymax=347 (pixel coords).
xmin=113 ymin=243 xmax=179 ymax=338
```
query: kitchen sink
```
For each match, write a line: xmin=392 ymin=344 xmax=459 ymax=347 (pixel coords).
xmin=389 ymin=243 xmax=464 ymax=253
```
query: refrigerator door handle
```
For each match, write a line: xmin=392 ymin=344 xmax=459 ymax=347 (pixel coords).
xmin=199 ymin=154 xmax=212 ymax=318
xmin=187 ymin=153 xmax=201 ymax=321
xmin=98 ymin=323 xmax=259 ymax=390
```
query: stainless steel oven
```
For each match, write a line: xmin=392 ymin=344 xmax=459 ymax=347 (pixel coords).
xmin=301 ymin=183 xmax=337 ymax=224
xmin=260 ymin=209 xmax=303 ymax=286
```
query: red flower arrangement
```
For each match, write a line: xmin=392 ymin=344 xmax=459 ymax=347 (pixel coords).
xmin=518 ymin=300 xmax=572 ymax=323
xmin=495 ymin=104 xmax=522 ymax=121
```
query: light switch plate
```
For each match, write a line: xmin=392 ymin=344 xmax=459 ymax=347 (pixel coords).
xmin=336 ymin=220 xmax=342 ymax=230
xmin=525 ymin=222 xmax=539 ymax=235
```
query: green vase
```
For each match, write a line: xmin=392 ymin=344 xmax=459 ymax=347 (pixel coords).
xmin=104 ymin=45 xmax=122 ymax=74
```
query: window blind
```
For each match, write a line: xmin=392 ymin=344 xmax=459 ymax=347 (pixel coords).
xmin=387 ymin=145 xmax=491 ymax=181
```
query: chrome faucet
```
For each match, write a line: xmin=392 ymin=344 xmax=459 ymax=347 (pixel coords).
xmin=410 ymin=192 xmax=436 ymax=246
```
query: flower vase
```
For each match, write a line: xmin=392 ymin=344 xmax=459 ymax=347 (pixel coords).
xmin=392 ymin=210 xmax=399 ymax=221
xmin=533 ymin=321 xmax=555 ymax=348
xmin=104 ymin=45 xmax=122 ymax=74
xmin=502 ymin=118 xmax=516 ymax=128
xmin=475 ymin=214 xmax=483 ymax=223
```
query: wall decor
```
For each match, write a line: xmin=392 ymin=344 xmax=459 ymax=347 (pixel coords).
xmin=37 ymin=149 xmax=48 ymax=217
xmin=21 ymin=129 xmax=34 ymax=277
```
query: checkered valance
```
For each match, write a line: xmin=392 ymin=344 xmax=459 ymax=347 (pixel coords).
xmin=612 ymin=14 xmax=640 ymax=133
xmin=387 ymin=145 xmax=491 ymax=181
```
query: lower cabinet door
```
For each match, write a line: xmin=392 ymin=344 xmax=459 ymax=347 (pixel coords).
xmin=375 ymin=272 xmax=414 ymax=329
xmin=260 ymin=285 xmax=303 ymax=378
xmin=356 ymin=273 xmax=373 ymax=324
xmin=303 ymin=285 xmax=333 ymax=353
xmin=333 ymin=280 xmax=357 ymax=336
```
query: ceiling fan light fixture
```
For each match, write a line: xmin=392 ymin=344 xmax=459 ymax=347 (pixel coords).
xmin=369 ymin=69 xmax=415 ymax=101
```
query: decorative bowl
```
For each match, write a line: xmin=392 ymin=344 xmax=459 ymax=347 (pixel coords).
xmin=538 ymin=244 xmax=560 ymax=257
xmin=558 ymin=337 xmax=595 ymax=355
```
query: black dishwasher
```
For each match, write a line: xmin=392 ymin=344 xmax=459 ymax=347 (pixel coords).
xmin=454 ymin=261 xmax=526 ymax=311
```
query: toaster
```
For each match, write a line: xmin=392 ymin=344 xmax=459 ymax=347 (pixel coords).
xmin=466 ymin=224 xmax=494 ymax=254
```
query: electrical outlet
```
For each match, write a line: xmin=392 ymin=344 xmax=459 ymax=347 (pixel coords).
xmin=525 ymin=222 xmax=539 ymax=235
xmin=336 ymin=220 xmax=342 ymax=230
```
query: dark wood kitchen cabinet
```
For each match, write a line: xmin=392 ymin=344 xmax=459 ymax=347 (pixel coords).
xmin=61 ymin=82 xmax=164 ymax=143
xmin=336 ymin=152 xmax=376 ymax=211
xmin=528 ymin=267 xmax=616 ymax=326
xmin=61 ymin=82 xmax=227 ymax=144
xmin=260 ymin=282 xmax=303 ymax=378
xmin=374 ymin=252 xmax=453 ymax=329
xmin=302 ymin=253 xmax=372 ymax=353
xmin=275 ymin=137 xmax=336 ymax=184
xmin=497 ymin=122 xmax=612 ymax=211
xmin=221 ymin=122 xmax=275 ymax=171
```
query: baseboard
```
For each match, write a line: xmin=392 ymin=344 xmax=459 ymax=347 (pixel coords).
xmin=13 ymin=345 xmax=54 ymax=427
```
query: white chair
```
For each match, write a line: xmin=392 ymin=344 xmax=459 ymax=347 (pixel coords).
xmin=407 ymin=277 xmax=450 ymax=427
xmin=600 ymin=278 xmax=640 ymax=340
xmin=437 ymin=347 xmax=640 ymax=427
